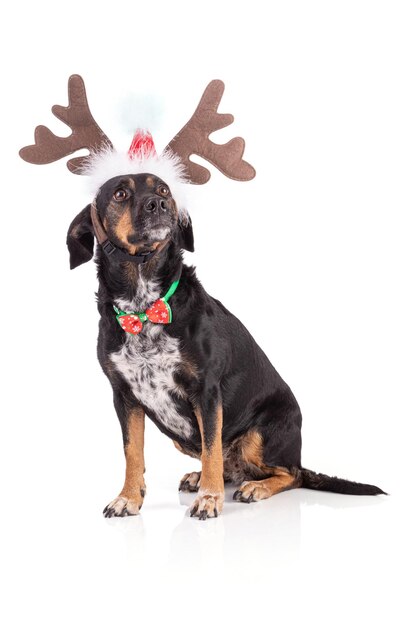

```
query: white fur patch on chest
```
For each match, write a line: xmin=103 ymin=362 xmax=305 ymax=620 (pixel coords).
xmin=110 ymin=274 xmax=192 ymax=439
xmin=110 ymin=327 xmax=192 ymax=438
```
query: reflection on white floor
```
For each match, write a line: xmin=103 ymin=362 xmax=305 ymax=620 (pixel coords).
xmin=2 ymin=481 xmax=414 ymax=626
xmin=98 ymin=486 xmax=407 ymax=625
xmin=106 ymin=486 xmax=387 ymax=578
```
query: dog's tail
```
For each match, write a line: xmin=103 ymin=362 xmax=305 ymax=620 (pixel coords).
xmin=299 ymin=468 xmax=387 ymax=495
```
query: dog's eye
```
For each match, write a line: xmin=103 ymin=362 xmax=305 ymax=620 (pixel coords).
xmin=158 ymin=185 xmax=170 ymax=196
xmin=113 ymin=189 xmax=128 ymax=202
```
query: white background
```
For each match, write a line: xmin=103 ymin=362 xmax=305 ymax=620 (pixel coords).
xmin=1 ymin=1 xmax=416 ymax=624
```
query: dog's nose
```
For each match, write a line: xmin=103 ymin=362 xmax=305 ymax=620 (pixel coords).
xmin=144 ymin=196 xmax=168 ymax=213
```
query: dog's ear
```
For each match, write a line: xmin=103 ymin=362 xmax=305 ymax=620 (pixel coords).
xmin=66 ymin=204 xmax=95 ymax=269
xmin=176 ymin=216 xmax=194 ymax=252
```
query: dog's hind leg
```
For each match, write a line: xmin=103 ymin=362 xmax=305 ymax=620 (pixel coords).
xmin=233 ymin=471 xmax=300 ymax=503
xmin=232 ymin=429 xmax=302 ymax=503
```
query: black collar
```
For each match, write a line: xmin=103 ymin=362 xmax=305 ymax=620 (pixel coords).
xmin=101 ymin=239 xmax=158 ymax=265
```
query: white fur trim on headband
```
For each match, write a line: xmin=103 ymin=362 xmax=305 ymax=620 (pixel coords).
xmin=82 ymin=147 xmax=190 ymax=220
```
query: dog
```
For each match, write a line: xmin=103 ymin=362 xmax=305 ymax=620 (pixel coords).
xmin=67 ymin=172 xmax=386 ymax=520
xmin=20 ymin=75 xmax=385 ymax=519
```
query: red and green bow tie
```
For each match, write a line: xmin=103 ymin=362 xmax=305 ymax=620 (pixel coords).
xmin=113 ymin=279 xmax=180 ymax=335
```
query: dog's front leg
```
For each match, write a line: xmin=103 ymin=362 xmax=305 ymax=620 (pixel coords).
xmin=103 ymin=406 xmax=146 ymax=517
xmin=190 ymin=398 xmax=224 ymax=520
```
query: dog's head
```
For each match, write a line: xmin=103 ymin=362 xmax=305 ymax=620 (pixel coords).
xmin=20 ymin=75 xmax=255 ymax=270
xmin=66 ymin=173 xmax=194 ymax=269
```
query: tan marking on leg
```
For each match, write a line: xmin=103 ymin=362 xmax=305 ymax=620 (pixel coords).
xmin=233 ymin=429 xmax=301 ymax=503
xmin=120 ymin=408 xmax=146 ymax=499
xmin=103 ymin=408 xmax=146 ymax=517
xmin=241 ymin=430 xmax=295 ymax=476
xmin=195 ymin=405 xmax=224 ymax=494
xmin=241 ymin=430 xmax=264 ymax=466
xmin=234 ymin=471 xmax=300 ymax=503
xmin=190 ymin=404 xmax=224 ymax=520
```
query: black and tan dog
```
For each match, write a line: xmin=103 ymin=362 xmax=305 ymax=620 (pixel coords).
xmin=20 ymin=75 xmax=385 ymax=520
xmin=67 ymin=172 xmax=385 ymax=520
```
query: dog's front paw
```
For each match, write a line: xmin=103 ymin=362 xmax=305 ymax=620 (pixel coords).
xmin=103 ymin=490 xmax=145 ymax=518
xmin=179 ymin=471 xmax=201 ymax=492
xmin=189 ymin=491 xmax=224 ymax=520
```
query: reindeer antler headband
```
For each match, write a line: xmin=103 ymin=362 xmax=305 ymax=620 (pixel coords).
xmin=19 ymin=74 xmax=255 ymax=208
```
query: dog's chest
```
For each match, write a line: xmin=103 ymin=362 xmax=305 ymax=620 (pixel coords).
xmin=110 ymin=275 xmax=192 ymax=439
xmin=110 ymin=280 xmax=192 ymax=439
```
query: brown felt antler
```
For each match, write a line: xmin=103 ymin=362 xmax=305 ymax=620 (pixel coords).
xmin=165 ymin=80 xmax=255 ymax=184
xmin=19 ymin=74 xmax=112 ymax=174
